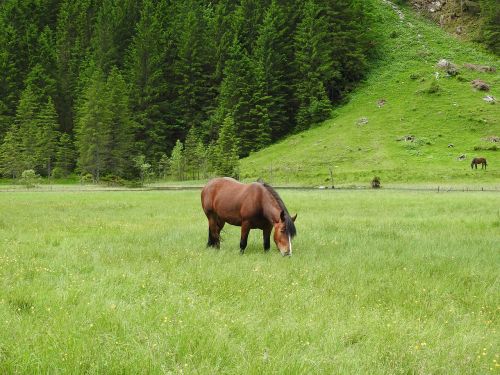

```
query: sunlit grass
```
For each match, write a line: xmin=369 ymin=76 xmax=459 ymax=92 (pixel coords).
xmin=0 ymin=190 xmax=498 ymax=373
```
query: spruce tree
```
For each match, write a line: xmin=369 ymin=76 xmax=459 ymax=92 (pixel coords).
xmin=55 ymin=132 xmax=75 ymax=176
xmin=0 ymin=126 xmax=23 ymax=178
xmin=55 ymin=0 xmax=96 ymax=133
xmin=183 ymin=126 xmax=203 ymax=180
xmin=75 ymin=69 xmax=112 ymax=182
xmin=254 ymin=1 xmax=294 ymax=140
xmin=15 ymin=86 xmax=39 ymax=171
xmin=126 ymin=0 xmax=173 ymax=161
xmin=170 ymin=139 xmax=185 ymax=181
xmin=217 ymin=40 xmax=270 ymax=156
xmin=294 ymin=0 xmax=332 ymax=130
xmin=174 ymin=3 xmax=215 ymax=132
xmin=36 ymin=97 xmax=59 ymax=177
xmin=106 ymin=67 xmax=135 ymax=177
xmin=214 ymin=115 xmax=239 ymax=178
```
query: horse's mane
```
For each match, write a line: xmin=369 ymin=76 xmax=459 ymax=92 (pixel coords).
xmin=259 ymin=181 xmax=297 ymax=238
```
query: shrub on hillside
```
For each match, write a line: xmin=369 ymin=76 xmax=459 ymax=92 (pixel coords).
xmin=418 ymin=80 xmax=441 ymax=94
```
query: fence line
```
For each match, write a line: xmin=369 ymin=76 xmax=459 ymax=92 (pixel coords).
xmin=0 ymin=185 xmax=499 ymax=193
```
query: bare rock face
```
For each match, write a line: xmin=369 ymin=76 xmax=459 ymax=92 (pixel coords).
xmin=408 ymin=0 xmax=482 ymax=39
xmin=471 ymin=79 xmax=490 ymax=91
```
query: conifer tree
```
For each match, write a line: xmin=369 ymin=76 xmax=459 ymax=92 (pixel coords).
xmin=75 ymin=69 xmax=112 ymax=182
xmin=15 ymin=86 xmax=39 ymax=170
xmin=214 ymin=115 xmax=239 ymax=178
xmin=294 ymin=0 xmax=332 ymax=130
xmin=36 ymin=97 xmax=59 ymax=177
xmin=0 ymin=126 xmax=23 ymax=178
xmin=126 ymin=0 xmax=173 ymax=160
xmin=170 ymin=139 xmax=185 ymax=181
xmin=183 ymin=126 xmax=203 ymax=180
xmin=217 ymin=40 xmax=270 ymax=156
xmin=55 ymin=132 xmax=75 ymax=176
xmin=106 ymin=67 xmax=134 ymax=177
xmin=158 ymin=153 xmax=170 ymax=179
xmin=480 ymin=0 xmax=500 ymax=54
xmin=174 ymin=3 xmax=215 ymax=132
xmin=254 ymin=1 xmax=294 ymax=140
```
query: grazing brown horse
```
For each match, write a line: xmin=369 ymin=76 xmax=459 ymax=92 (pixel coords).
xmin=201 ymin=178 xmax=297 ymax=256
xmin=471 ymin=157 xmax=487 ymax=170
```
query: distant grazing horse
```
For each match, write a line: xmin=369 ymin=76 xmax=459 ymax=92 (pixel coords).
xmin=201 ymin=178 xmax=297 ymax=256
xmin=471 ymin=157 xmax=487 ymax=170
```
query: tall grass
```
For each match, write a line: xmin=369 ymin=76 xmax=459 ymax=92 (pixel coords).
xmin=0 ymin=190 xmax=498 ymax=373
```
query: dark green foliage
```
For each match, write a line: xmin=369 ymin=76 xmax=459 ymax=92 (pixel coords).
xmin=75 ymin=69 xmax=111 ymax=182
xmin=36 ymin=97 xmax=60 ymax=177
xmin=106 ymin=68 xmax=135 ymax=178
xmin=183 ymin=126 xmax=204 ymax=180
xmin=479 ymin=0 xmax=500 ymax=55
xmin=214 ymin=115 xmax=240 ymax=178
xmin=217 ymin=40 xmax=271 ymax=156
xmin=294 ymin=0 xmax=333 ymax=130
xmin=126 ymin=0 xmax=173 ymax=162
xmin=255 ymin=1 xmax=295 ymax=140
xmin=0 ymin=127 xmax=23 ymax=178
xmin=15 ymin=86 xmax=39 ymax=170
xmin=55 ymin=133 xmax=76 ymax=176
xmin=0 ymin=0 xmax=381 ymax=179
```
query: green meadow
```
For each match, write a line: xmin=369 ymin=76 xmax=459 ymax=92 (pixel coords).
xmin=0 ymin=190 xmax=498 ymax=374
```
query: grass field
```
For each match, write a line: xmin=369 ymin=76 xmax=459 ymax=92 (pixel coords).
xmin=0 ymin=190 xmax=498 ymax=374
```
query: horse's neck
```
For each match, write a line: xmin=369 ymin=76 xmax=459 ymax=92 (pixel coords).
xmin=262 ymin=189 xmax=281 ymax=223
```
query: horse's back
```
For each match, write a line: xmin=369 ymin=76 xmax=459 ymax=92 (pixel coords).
xmin=201 ymin=178 xmax=264 ymax=224
xmin=201 ymin=177 xmax=246 ymax=212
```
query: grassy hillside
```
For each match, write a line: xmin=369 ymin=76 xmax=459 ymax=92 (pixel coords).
xmin=240 ymin=1 xmax=500 ymax=187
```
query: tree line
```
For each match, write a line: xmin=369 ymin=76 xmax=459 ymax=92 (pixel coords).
xmin=0 ymin=0 xmax=379 ymax=181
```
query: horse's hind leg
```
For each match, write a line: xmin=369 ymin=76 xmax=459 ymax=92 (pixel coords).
xmin=207 ymin=215 xmax=222 ymax=248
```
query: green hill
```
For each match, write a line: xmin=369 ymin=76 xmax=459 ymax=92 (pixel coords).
xmin=240 ymin=1 xmax=500 ymax=187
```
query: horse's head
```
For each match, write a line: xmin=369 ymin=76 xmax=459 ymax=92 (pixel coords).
xmin=273 ymin=210 xmax=297 ymax=256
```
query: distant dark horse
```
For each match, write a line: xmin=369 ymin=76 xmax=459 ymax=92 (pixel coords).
xmin=471 ymin=157 xmax=487 ymax=170
xmin=201 ymin=178 xmax=297 ymax=256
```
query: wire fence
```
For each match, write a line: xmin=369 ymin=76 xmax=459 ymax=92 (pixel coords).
xmin=1 ymin=184 xmax=499 ymax=193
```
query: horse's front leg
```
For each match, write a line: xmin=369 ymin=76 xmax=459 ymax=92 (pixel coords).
xmin=263 ymin=225 xmax=272 ymax=252
xmin=240 ymin=221 xmax=251 ymax=254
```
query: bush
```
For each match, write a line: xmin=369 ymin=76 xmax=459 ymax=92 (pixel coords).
xmin=20 ymin=169 xmax=39 ymax=188
xmin=51 ymin=167 xmax=67 ymax=179
xmin=80 ymin=173 xmax=94 ymax=184
xmin=423 ymin=81 xmax=441 ymax=94
xmin=100 ymin=174 xmax=126 ymax=186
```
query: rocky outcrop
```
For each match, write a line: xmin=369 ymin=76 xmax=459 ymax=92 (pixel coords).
xmin=408 ymin=0 xmax=482 ymax=39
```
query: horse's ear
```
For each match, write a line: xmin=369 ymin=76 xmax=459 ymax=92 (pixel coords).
xmin=291 ymin=213 xmax=297 ymax=222
xmin=280 ymin=210 xmax=286 ymax=222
